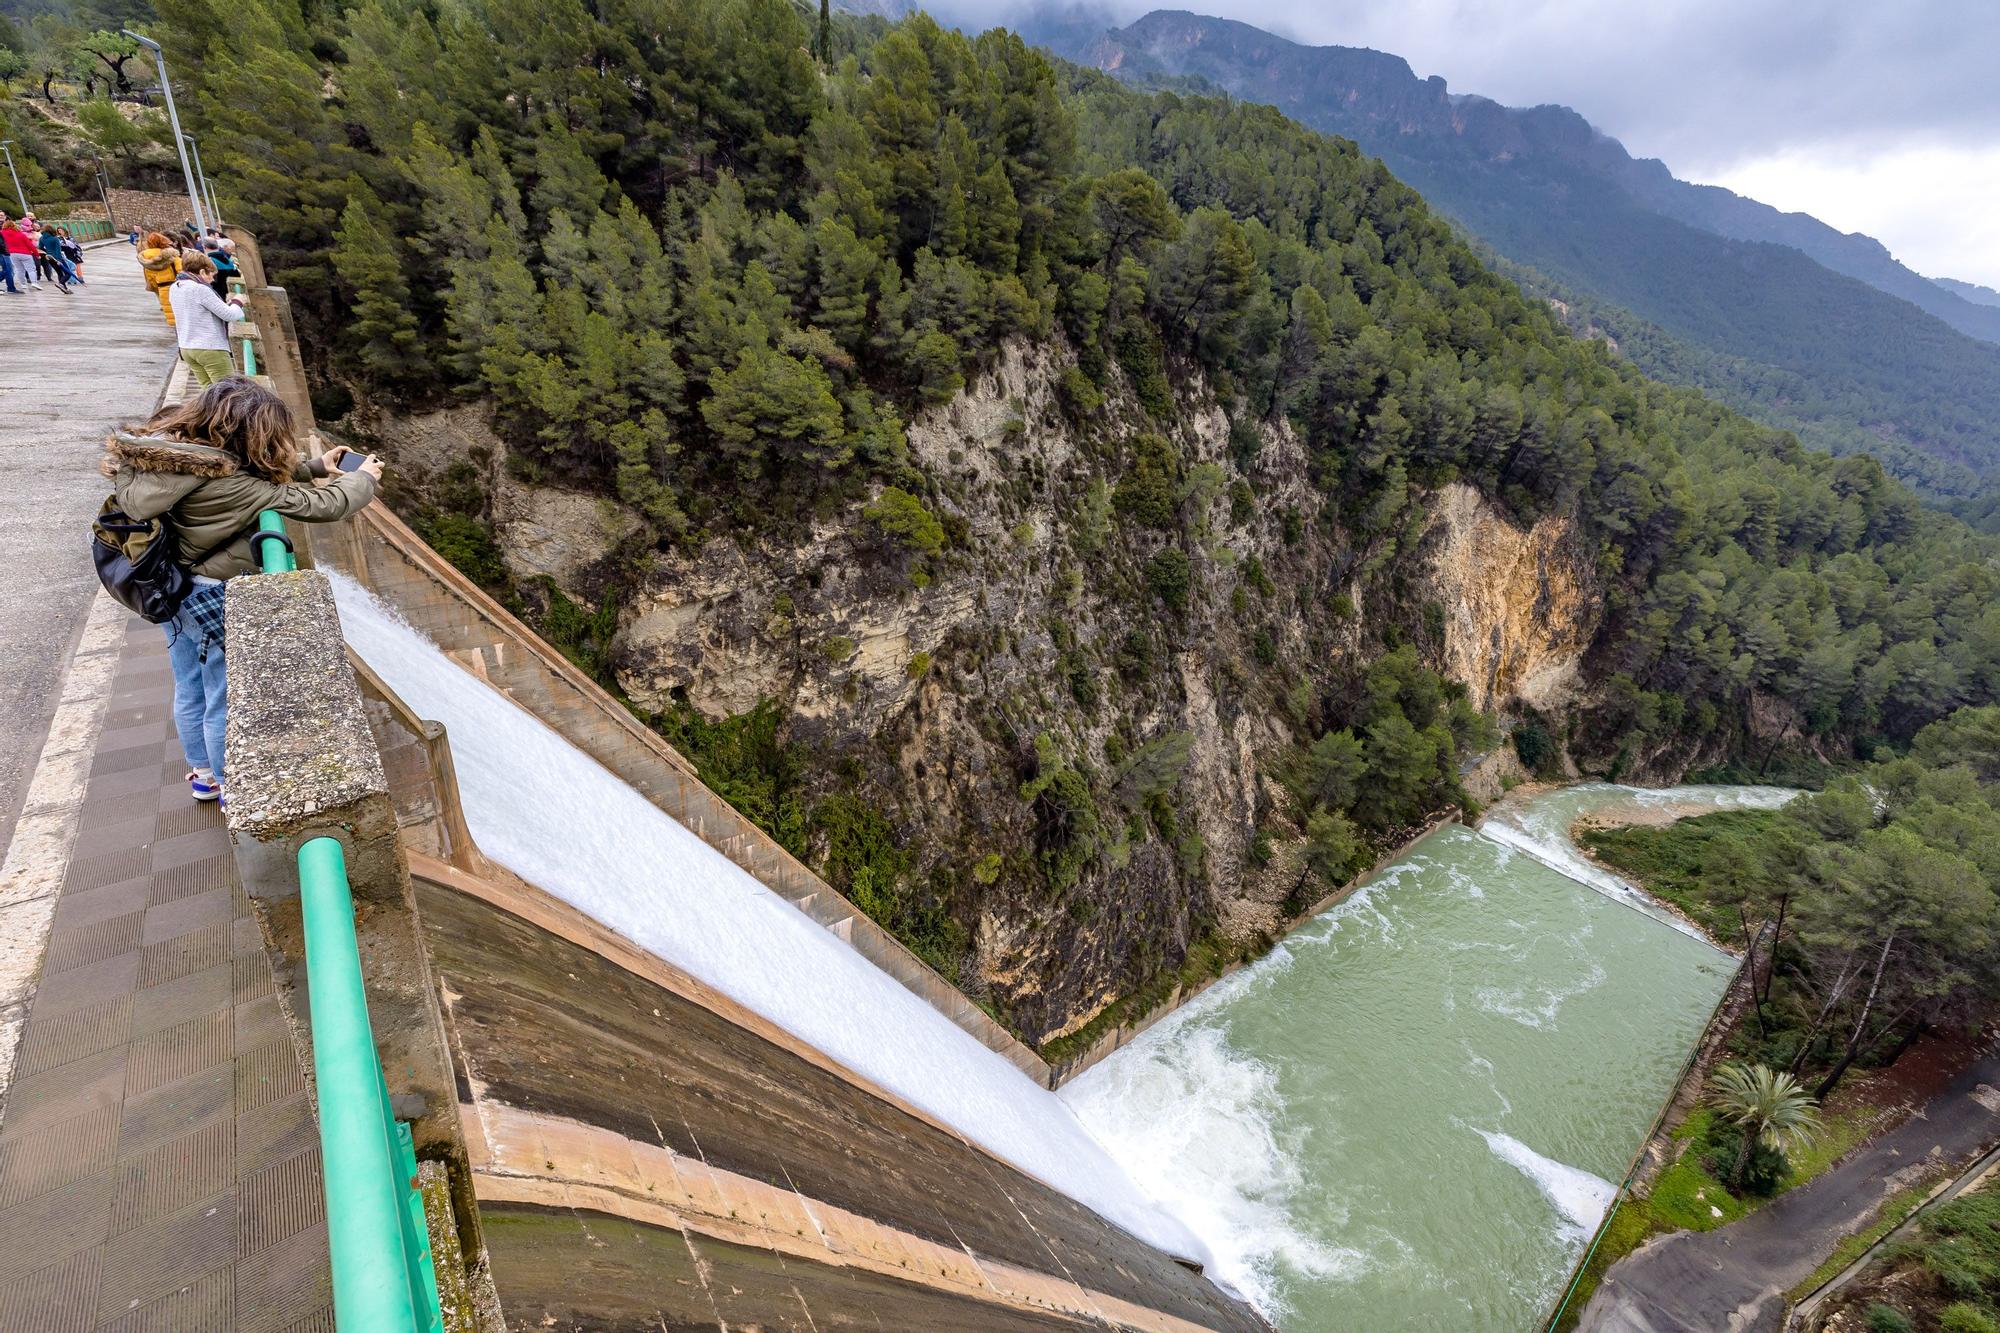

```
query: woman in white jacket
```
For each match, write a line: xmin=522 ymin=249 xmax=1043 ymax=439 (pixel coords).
xmin=168 ymin=253 xmax=247 ymax=386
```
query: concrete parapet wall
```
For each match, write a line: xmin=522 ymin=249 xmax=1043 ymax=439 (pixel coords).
xmin=220 ymin=568 xmax=491 ymax=1308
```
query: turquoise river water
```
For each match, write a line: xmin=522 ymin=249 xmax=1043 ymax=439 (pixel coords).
xmin=1061 ymin=784 xmax=1794 ymax=1330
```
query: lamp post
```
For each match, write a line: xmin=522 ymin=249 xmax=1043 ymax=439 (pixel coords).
xmin=92 ymin=154 xmax=118 ymax=234
xmin=183 ymin=133 xmax=222 ymax=232
xmin=120 ymin=30 xmax=209 ymax=236
xmin=0 ymin=141 xmax=27 ymax=215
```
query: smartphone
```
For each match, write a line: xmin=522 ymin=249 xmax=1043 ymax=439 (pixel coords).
xmin=336 ymin=452 xmax=368 ymax=473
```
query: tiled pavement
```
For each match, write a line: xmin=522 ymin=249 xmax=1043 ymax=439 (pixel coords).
xmin=0 ymin=617 xmax=331 ymax=1332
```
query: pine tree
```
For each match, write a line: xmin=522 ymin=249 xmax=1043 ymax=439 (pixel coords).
xmin=332 ymin=193 xmax=429 ymax=384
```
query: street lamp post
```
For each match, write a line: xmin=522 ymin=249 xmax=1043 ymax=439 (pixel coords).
xmin=120 ymin=30 xmax=209 ymax=236
xmin=92 ymin=154 xmax=118 ymax=234
xmin=0 ymin=142 xmax=27 ymax=216
xmin=183 ymin=133 xmax=222 ymax=232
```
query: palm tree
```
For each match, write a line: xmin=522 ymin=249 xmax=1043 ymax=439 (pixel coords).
xmin=1710 ymin=1061 xmax=1823 ymax=1188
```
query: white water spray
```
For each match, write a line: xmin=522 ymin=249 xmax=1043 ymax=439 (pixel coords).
xmin=1475 ymin=1130 xmax=1616 ymax=1243
xmin=327 ymin=575 xmax=1208 ymax=1266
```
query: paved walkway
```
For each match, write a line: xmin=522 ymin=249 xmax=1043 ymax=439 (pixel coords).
xmin=0 ymin=259 xmax=330 ymax=1329
xmin=0 ymin=244 xmax=176 ymax=853
xmin=1580 ymin=1045 xmax=2000 ymax=1333
xmin=0 ymin=614 xmax=332 ymax=1330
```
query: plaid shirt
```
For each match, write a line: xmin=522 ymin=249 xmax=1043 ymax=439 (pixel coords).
xmin=175 ymin=581 xmax=228 ymax=658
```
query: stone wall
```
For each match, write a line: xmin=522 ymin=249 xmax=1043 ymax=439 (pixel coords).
xmin=102 ymin=187 xmax=195 ymax=238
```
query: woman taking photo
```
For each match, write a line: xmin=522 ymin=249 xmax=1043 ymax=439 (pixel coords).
xmin=101 ymin=378 xmax=383 ymax=803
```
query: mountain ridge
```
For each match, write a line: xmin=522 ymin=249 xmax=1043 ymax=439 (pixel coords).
xmin=1039 ymin=7 xmax=2000 ymax=506
xmin=1067 ymin=8 xmax=2000 ymax=344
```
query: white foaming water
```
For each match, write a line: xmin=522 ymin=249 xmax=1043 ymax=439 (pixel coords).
xmin=327 ymin=575 xmax=1207 ymax=1265
xmin=1475 ymin=1130 xmax=1616 ymax=1242
xmin=1061 ymin=1016 xmax=1355 ymax=1314
xmin=1061 ymin=886 xmax=1393 ymax=1318
xmin=1477 ymin=783 xmax=1796 ymax=942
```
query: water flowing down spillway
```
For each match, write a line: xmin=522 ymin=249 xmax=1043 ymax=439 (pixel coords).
xmin=327 ymin=576 xmax=1209 ymax=1268
xmin=1061 ymin=787 xmax=1788 ymax=1329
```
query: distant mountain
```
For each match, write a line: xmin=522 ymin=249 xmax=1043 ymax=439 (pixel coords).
xmin=1937 ymin=276 xmax=2000 ymax=311
xmin=1044 ymin=9 xmax=2000 ymax=507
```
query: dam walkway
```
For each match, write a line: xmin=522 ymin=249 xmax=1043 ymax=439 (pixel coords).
xmin=0 ymin=249 xmax=332 ymax=1328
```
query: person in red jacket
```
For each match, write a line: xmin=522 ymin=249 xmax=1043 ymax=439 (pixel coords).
xmin=3 ymin=216 xmax=40 ymax=293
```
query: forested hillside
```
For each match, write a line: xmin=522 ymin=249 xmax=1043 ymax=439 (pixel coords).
xmin=1061 ymin=10 xmax=2000 ymax=516
xmin=70 ymin=0 xmax=2000 ymax=1041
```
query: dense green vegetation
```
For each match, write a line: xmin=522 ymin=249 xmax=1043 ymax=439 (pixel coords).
xmin=1066 ymin=11 xmax=2000 ymax=511
xmin=1506 ymin=254 xmax=2000 ymax=527
xmin=35 ymin=0 xmax=1995 ymax=1011
xmin=1829 ymin=1186 xmax=2000 ymax=1333
xmin=1585 ymin=706 xmax=2000 ymax=1100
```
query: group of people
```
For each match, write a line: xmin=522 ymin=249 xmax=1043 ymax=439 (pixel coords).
xmin=135 ymin=228 xmax=253 ymax=387
xmin=137 ymin=226 xmax=242 ymax=321
xmin=2 ymin=212 xmax=88 ymax=294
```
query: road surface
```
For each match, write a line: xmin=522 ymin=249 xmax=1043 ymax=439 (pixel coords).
xmin=0 ymin=243 xmax=173 ymax=855
xmin=1579 ymin=1045 xmax=2000 ymax=1332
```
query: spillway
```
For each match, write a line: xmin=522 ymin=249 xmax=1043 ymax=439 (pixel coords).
xmin=1061 ymin=787 xmax=1786 ymax=1329
xmin=326 ymin=574 xmax=1210 ymax=1271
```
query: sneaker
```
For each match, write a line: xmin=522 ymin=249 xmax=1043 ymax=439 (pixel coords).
xmin=188 ymin=771 xmax=221 ymax=802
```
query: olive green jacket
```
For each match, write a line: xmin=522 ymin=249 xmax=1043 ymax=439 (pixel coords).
xmin=107 ymin=432 xmax=377 ymax=579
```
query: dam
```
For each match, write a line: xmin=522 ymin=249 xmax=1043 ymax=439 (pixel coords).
xmin=1 ymin=235 xmax=1781 ymax=1332
xmin=0 ymin=242 xmax=1261 ymax=1332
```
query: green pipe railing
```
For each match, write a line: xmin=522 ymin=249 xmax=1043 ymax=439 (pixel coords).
xmin=253 ymin=510 xmax=295 ymax=574
xmin=297 ymin=836 xmax=444 ymax=1333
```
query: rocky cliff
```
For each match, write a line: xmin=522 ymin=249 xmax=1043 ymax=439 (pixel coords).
xmin=363 ymin=338 xmax=1599 ymax=1045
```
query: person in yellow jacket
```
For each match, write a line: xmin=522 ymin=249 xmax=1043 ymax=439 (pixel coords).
xmin=138 ymin=232 xmax=180 ymax=326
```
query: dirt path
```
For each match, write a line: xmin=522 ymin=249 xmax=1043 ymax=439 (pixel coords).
xmin=1578 ymin=1045 xmax=2000 ymax=1332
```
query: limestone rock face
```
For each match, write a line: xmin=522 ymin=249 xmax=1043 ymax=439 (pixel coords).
xmin=375 ymin=341 xmax=1605 ymax=1043
xmin=1422 ymin=481 xmax=1597 ymax=714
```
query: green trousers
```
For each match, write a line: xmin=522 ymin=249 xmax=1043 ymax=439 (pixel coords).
xmin=181 ymin=347 xmax=236 ymax=386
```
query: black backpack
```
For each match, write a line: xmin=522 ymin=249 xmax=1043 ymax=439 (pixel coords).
xmin=90 ymin=499 xmax=251 ymax=624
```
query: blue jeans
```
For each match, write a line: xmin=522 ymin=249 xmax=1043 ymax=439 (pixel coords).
xmin=165 ymin=599 xmax=229 ymax=781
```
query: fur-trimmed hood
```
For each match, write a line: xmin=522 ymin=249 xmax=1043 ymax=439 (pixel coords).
xmin=107 ymin=431 xmax=241 ymax=480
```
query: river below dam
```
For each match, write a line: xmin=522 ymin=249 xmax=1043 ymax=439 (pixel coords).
xmin=1061 ymin=783 xmax=1794 ymax=1330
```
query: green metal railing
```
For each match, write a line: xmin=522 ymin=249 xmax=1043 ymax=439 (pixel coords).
xmin=296 ymin=837 xmax=444 ymax=1333
xmin=254 ymin=522 xmax=442 ymax=1330
xmin=253 ymin=511 xmax=294 ymax=574
xmin=45 ymin=216 xmax=117 ymax=241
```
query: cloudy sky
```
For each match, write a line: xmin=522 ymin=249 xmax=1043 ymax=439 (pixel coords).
xmin=948 ymin=0 xmax=2000 ymax=289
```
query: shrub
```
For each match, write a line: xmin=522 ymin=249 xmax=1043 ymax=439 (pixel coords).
xmin=906 ymin=651 xmax=931 ymax=678
xmin=1057 ymin=365 xmax=1103 ymax=417
xmin=1229 ymin=478 xmax=1255 ymax=526
xmin=863 ymin=486 xmax=945 ymax=555
xmin=1941 ymin=1305 xmax=2000 ymax=1333
xmin=1146 ymin=548 xmax=1193 ymax=610
xmin=822 ymin=635 xmax=857 ymax=662
xmin=1865 ymin=1306 xmax=1912 ymax=1333
xmin=1513 ymin=722 xmax=1559 ymax=775
xmin=1114 ymin=433 xmax=1180 ymax=528
xmin=415 ymin=510 xmax=511 ymax=594
xmin=1253 ymin=627 xmax=1277 ymax=666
